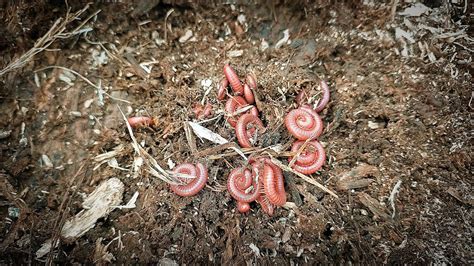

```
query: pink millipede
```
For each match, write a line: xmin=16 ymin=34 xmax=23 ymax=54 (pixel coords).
xmin=170 ymin=163 xmax=208 ymax=197
xmin=217 ymin=77 xmax=228 ymax=100
xmin=223 ymin=64 xmax=244 ymax=95
xmin=261 ymin=159 xmax=286 ymax=206
xmin=243 ymin=83 xmax=255 ymax=104
xmin=235 ymin=113 xmax=265 ymax=148
xmin=295 ymin=89 xmax=307 ymax=105
xmin=256 ymin=194 xmax=274 ymax=216
xmin=202 ymin=103 xmax=213 ymax=118
xmin=289 ymin=140 xmax=326 ymax=175
xmin=192 ymin=103 xmax=204 ymax=118
xmin=314 ymin=81 xmax=330 ymax=113
xmin=284 ymin=106 xmax=323 ymax=140
xmin=237 ymin=201 xmax=251 ymax=213
xmin=227 ymin=167 xmax=261 ymax=203
xmin=127 ymin=116 xmax=155 ymax=128
xmin=225 ymin=96 xmax=248 ymax=127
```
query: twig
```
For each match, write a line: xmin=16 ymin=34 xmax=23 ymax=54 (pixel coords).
xmin=46 ymin=163 xmax=86 ymax=265
xmin=184 ymin=122 xmax=198 ymax=154
xmin=453 ymin=41 xmax=474 ymax=53
xmin=118 ymin=105 xmax=179 ymax=184
xmin=164 ymin=9 xmax=175 ymax=42
xmin=468 ymin=91 xmax=474 ymax=110
xmin=388 ymin=180 xmax=402 ymax=218
xmin=390 ymin=0 xmax=399 ymax=22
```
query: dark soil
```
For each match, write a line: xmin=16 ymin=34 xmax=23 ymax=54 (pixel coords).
xmin=0 ymin=1 xmax=472 ymax=264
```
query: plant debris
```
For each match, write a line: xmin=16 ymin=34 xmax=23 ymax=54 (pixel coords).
xmin=0 ymin=0 xmax=471 ymax=264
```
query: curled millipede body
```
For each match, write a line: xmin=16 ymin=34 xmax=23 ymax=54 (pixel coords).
xmin=235 ymin=113 xmax=265 ymax=148
xmin=225 ymin=96 xmax=248 ymax=127
xmin=224 ymin=64 xmax=243 ymax=95
xmin=243 ymin=83 xmax=255 ymax=104
xmin=314 ymin=81 xmax=330 ymax=113
xmin=217 ymin=77 xmax=228 ymax=100
xmin=289 ymin=140 xmax=326 ymax=175
xmin=285 ymin=106 xmax=323 ymax=140
xmin=170 ymin=163 xmax=208 ymax=197
xmin=127 ymin=116 xmax=154 ymax=128
xmin=227 ymin=167 xmax=261 ymax=203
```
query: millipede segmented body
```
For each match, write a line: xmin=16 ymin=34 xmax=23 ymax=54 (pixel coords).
xmin=227 ymin=167 xmax=261 ymax=203
xmin=217 ymin=77 xmax=228 ymax=100
xmin=235 ymin=113 xmax=265 ymax=148
xmin=256 ymin=194 xmax=274 ymax=216
xmin=193 ymin=103 xmax=213 ymax=119
xmin=202 ymin=103 xmax=213 ymax=118
xmin=289 ymin=140 xmax=326 ymax=174
xmin=314 ymin=81 xmax=330 ymax=113
xmin=261 ymin=159 xmax=286 ymax=206
xmin=128 ymin=116 xmax=154 ymax=128
xmin=170 ymin=163 xmax=208 ymax=197
xmin=295 ymin=89 xmax=307 ymax=105
xmin=223 ymin=64 xmax=243 ymax=95
xmin=225 ymin=96 xmax=248 ymax=127
xmin=243 ymin=83 xmax=255 ymax=104
xmin=285 ymin=106 xmax=323 ymax=140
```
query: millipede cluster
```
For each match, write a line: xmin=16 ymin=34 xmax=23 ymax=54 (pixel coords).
xmin=285 ymin=81 xmax=330 ymax=175
xmin=127 ymin=64 xmax=331 ymax=216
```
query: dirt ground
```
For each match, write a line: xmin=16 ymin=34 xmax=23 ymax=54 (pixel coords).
xmin=0 ymin=0 xmax=472 ymax=264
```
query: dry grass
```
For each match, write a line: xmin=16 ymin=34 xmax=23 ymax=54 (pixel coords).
xmin=0 ymin=4 xmax=97 ymax=77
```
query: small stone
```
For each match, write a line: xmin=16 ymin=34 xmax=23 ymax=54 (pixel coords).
xmin=21 ymin=107 xmax=29 ymax=115
xmin=282 ymin=227 xmax=292 ymax=243
xmin=227 ymin=50 xmax=243 ymax=58
xmin=84 ymin=99 xmax=94 ymax=108
xmin=41 ymin=154 xmax=53 ymax=168
xmin=8 ymin=207 xmax=20 ymax=218
xmin=0 ymin=130 xmax=12 ymax=139
xmin=179 ymin=29 xmax=193 ymax=43
xmin=368 ymin=121 xmax=380 ymax=129
xmin=69 ymin=111 xmax=82 ymax=117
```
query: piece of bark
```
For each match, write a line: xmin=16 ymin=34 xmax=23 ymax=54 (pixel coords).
xmin=336 ymin=163 xmax=379 ymax=191
xmin=284 ymin=172 xmax=303 ymax=206
xmin=358 ymin=192 xmax=391 ymax=221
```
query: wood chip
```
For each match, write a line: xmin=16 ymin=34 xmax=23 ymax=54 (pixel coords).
xmin=124 ymin=53 xmax=148 ymax=79
xmin=336 ymin=163 xmax=378 ymax=191
xmin=184 ymin=122 xmax=198 ymax=154
xmin=447 ymin=187 xmax=474 ymax=206
xmin=179 ymin=29 xmax=193 ymax=43
xmin=357 ymin=192 xmax=391 ymax=221
xmin=282 ymin=227 xmax=292 ymax=243
xmin=36 ymin=178 xmax=124 ymax=258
